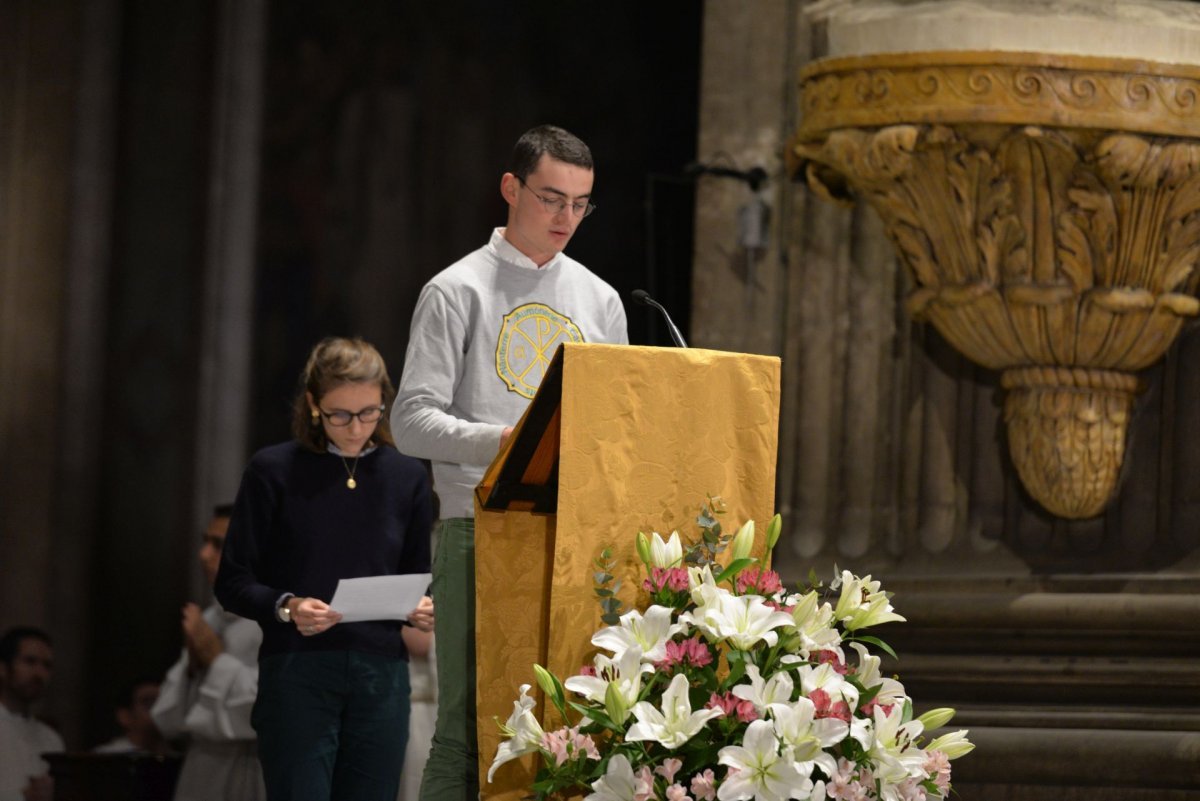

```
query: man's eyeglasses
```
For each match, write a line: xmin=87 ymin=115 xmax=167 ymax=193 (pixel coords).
xmin=318 ymin=405 xmax=385 ymax=426
xmin=517 ymin=176 xmax=595 ymax=219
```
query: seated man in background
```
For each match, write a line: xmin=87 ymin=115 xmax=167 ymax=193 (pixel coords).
xmin=0 ymin=626 xmax=63 ymax=801
xmin=151 ymin=504 xmax=264 ymax=801
xmin=94 ymin=677 xmax=170 ymax=755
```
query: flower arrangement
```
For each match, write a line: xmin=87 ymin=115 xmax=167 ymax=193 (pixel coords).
xmin=488 ymin=499 xmax=974 ymax=801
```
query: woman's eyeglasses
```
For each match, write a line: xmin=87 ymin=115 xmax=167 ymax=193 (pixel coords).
xmin=319 ymin=405 xmax=385 ymax=426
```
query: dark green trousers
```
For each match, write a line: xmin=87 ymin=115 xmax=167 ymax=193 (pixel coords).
xmin=254 ymin=650 xmax=410 ymax=801
xmin=418 ymin=517 xmax=479 ymax=801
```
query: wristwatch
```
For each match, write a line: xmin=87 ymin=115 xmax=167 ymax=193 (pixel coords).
xmin=275 ymin=593 xmax=296 ymax=623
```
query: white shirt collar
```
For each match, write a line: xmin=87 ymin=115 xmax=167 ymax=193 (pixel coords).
xmin=327 ymin=443 xmax=378 ymax=458
xmin=489 ymin=227 xmax=562 ymax=271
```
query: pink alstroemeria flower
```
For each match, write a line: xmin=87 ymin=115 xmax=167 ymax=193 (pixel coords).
xmin=644 ymin=566 xmax=691 ymax=595
xmin=813 ymin=649 xmax=850 ymax=675
xmin=809 ymin=688 xmax=852 ymax=722
xmin=925 ymin=749 xmax=952 ymax=794
xmin=655 ymin=757 xmax=683 ymax=784
xmin=706 ymin=691 xmax=758 ymax=722
xmin=859 ymin=697 xmax=895 ymax=719
xmin=736 ymin=566 xmax=784 ymax=596
xmin=539 ymin=725 xmax=600 ymax=766
xmin=665 ymin=783 xmax=692 ymax=801
xmin=690 ymin=768 xmax=717 ymax=801
xmin=655 ymin=636 xmax=713 ymax=672
xmin=634 ymin=765 xmax=655 ymax=801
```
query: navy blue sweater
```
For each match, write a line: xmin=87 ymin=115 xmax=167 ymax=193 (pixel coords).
xmin=214 ymin=440 xmax=432 ymax=661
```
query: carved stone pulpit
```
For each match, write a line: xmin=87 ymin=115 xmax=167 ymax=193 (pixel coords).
xmin=791 ymin=0 xmax=1200 ymax=518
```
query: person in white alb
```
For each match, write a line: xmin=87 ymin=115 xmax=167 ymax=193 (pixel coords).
xmin=150 ymin=505 xmax=266 ymax=801
xmin=392 ymin=124 xmax=628 ymax=800
xmin=0 ymin=627 xmax=63 ymax=801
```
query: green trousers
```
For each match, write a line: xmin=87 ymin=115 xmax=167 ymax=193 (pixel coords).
xmin=418 ymin=517 xmax=479 ymax=800
xmin=254 ymin=650 xmax=410 ymax=801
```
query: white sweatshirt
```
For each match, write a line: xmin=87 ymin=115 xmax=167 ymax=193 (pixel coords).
xmin=393 ymin=228 xmax=628 ymax=517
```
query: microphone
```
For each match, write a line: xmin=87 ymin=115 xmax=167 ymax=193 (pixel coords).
xmin=631 ymin=289 xmax=688 ymax=348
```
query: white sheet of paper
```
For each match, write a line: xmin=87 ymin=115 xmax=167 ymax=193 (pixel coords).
xmin=329 ymin=574 xmax=431 ymax=623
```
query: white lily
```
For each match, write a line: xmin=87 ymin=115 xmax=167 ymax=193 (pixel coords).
xmin=592 ymin=605 xmax=682 ymax=664
xmin=849 ymin=642 xmax=906 ymax=710
xmin=796 ymin=662 xmax=859 ymax=711
xmin=866 ymin=703 xmax=929 ymax=793
xmin=486 ymin=684 xmax=545 ymax=782
xmin=681 ymin=584 xmax=795 ymax=651
xmin=832 ymin=571 xmax=906 ymax=631
xmin=688 ymin=563 xmax=718 ymax=593
xmin=585 ymin=753 xmax=639 ymax=801
xmin=717 ymin=719 xmax=811 ymax=801
xmin=649 ymin=530 xmax=684 ymax=568
xmin=795 ymin=662 xmax=868 ymax=749
xmin=564 ymin=646 xmax=650 ymax=725
xmin=790 ymin=593 xmax=842 ymax=655
xmin=626 ymin=673 xmax=724 ymax=749
xmin=767 ymin=698 xmax=841 ymax=780
xmin=732 ymin=663 xmax=794 ymax=714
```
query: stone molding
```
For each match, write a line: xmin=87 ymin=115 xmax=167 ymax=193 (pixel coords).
xmin=797 ymin=51 xmax=1200 ymax=139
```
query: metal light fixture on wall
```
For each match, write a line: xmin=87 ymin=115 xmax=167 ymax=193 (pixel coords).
xmin=791 ymin=51 xmax=1200 ymax=518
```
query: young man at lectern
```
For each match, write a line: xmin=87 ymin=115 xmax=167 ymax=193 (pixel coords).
xmin=392 ymin=124 xmax=628 ymax=799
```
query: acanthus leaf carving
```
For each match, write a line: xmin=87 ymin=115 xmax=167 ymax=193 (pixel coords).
xmin=1060 ymin=172 xmax=1116 ymax=290
xmin=794 ymin=53 xmax=1200 ymax=518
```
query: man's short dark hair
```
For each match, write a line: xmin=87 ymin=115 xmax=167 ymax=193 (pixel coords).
xmin=213 ymin=503 xmax=234 ymax=518
xmin=0 ymin=626 xmax=52 ymax=667
xmin=113 ymin=675 xmax=159 ymax=710
xmin=508 ymin=125 xmax=593 ymax=180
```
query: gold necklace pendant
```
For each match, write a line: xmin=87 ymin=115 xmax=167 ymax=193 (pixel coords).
xmin=341 ymin=455 xmax=360 ymax=490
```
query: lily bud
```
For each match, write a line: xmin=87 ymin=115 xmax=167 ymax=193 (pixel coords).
xmin=765 ymin=514 xmax=782 ymax=550
xmin=604 ymin=680 xmax=630 ymax=725
xmin=926 ymin=729 xmax=975 ymax=759
xmin=533 ymin=664 xmax=564 ymax=711
xmin=636 ymin=531 xmax=652 ymax=570
xmin=731 ymin=520 xmax=755 ymax=562
xmin=916 ymin=707 xmax=956 ymax=731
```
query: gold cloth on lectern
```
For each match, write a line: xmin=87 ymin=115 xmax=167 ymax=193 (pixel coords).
xmin=475 ymin=342 xmax=781 ymax=800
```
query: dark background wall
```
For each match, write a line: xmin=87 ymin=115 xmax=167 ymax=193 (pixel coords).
xmin=0 ymin=0 xmax=702 ymax=747
xmin=251 ymin=0 xmax=702 ymax=448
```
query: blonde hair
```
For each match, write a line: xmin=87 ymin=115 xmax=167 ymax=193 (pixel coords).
xmin=291 ymin=336 xmax=396 ymax=452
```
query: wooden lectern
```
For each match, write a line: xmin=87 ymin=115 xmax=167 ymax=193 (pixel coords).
xmin=474 ymin=342 xmax=781 ymax=800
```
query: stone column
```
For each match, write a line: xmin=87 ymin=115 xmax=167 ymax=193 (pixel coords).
xmin=0 ymin=0 xmax=83 ymax=742
xmin=52 ymin=0 xmax=122 ymax=749
xmin=776 ymin=1 xmax=1200 ymax=797
xmin=188 ymin=0 xmax=266 ymax=600
xmin=691 ymin=0 xmax=796 ymax=356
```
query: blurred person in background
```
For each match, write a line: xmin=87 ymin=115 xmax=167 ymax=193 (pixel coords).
xmin=151 ymin=504 xmax=265 ymax=801
xmin=0 ymin=626 xmax=62 ymax=801
xmin=94 ymin=677 xmax=169 ymax=755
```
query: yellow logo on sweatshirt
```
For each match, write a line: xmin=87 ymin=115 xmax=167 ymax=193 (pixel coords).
xmin=495 ymin=303 xmax=583 ymax=398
